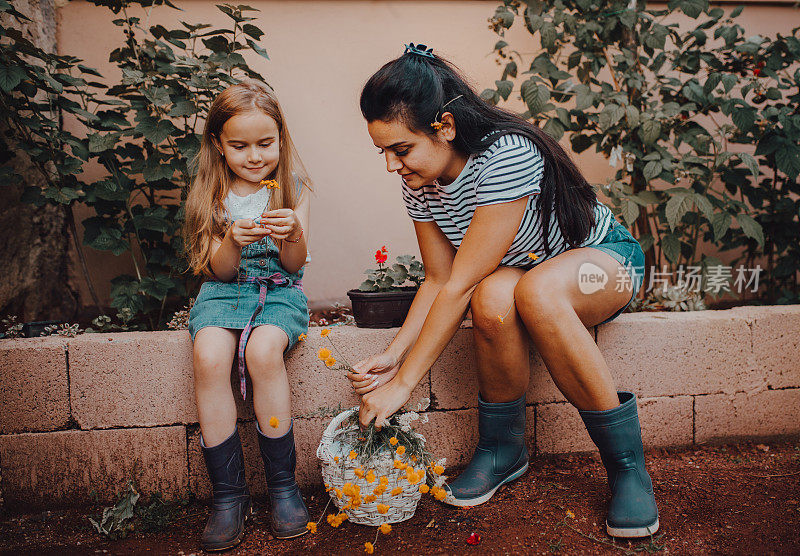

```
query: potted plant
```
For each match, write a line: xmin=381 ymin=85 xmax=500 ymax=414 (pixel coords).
xmin=346 ymin=247 xmax=424 ymax=328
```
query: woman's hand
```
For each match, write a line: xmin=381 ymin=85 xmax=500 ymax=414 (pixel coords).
xmin=359 ymin=377 xmax=413 ymax=430
xmin=259 ymin=208 xmax=303 ymax=241
xmin=346 ymin=352 xmax=400 ymax=395
xmin=227 ymin=218 xmax=271 ymax=248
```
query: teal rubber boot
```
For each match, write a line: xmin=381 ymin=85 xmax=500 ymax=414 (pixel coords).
xmin=444 ymin=394 xmax=529 ymax=506
xmin=579 ymin=391 xmax=659 ymax=538
xmin=257 ymin=421 xmax=310 ymax=539
xmin=200 ymin=426 xmax=251 ymax=552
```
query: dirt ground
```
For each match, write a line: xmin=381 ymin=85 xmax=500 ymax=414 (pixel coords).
xmin=2 ymin=440 xmax=798 ymax=555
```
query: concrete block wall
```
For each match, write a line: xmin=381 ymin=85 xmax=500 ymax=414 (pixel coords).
xmin=1 ymin=306 xmax=799 ymax=509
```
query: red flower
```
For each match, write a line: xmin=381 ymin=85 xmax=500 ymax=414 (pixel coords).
xmin=753 ymin=68 xmax=761 ymax=77
xmin=381 ymin=245 xmax=388 ymax=253
xmin=466 ymin=532 xmax=481 ymax=545
xmin=375 ymin=250 xmax=388 ymax=264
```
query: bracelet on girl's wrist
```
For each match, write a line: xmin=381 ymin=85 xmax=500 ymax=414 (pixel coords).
xmin=284 ymin=228 xmax=303 ymax=243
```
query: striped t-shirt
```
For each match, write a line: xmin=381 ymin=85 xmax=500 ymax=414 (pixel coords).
xmin=401 ymin=133 xmax=615 ymax=268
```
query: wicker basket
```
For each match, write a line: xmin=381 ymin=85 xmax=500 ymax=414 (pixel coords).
xmin=316 ymin=407 xmax=426 ymax=526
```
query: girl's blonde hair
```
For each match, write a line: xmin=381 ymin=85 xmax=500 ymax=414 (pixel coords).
xmin=183 ymin=79 xmax=310 ymax=275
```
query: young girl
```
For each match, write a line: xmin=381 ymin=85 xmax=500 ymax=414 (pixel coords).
xmin=348 ymin=44 xmax=657 ymax=538
xmin=184 ymin=80 xmax=312 ymax=550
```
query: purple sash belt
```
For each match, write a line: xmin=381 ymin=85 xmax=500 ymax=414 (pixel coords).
xmin=220 ymin=272 xmax=303 ymax=400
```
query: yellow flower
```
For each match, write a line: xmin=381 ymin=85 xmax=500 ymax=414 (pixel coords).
xmin=317 ymin=348 xmax=331 ymax=360
xmin=260 ymin=179 xmax=279 ymax=189
xmin=379 ymin=476 xmax=389 ymax=485
xmin=390 ymin=487 xmax=402 ymax=496
xmin=306 ymin=522 xmax=317 ymax=533
xmin=419 ymin=484 xmax=430 ymax=493
xmin=566 ymin=509 xmax=575 ymax=519
xmin=269 ymin=416 xmax=279 ymax=428
xmin=333 ymin=488 xmax=342 ymax=499
xmin=354 ymin=467 xmax=364 ymax=478
xmin=408 ymin=472 xmax=420 ymax=485
xmin=373 ymin=486 xmax=384 ymax=496
xmin=377 ymin=503 xmax=389 ymax=514
xmin=351 ymin=498 xmax=362 ymax=508
xmin=527 ymin=252 xmax=539 ymax=261
xmin=298 ymin=333 xmax=307 ymax=341
xmin=389 ymin=437 xmax=398 ymax=446
xmin=396 ymin=446 xmax=406 ymax=455
xmin=393 ymin=460 xmax=404 ymax=469
xmin=325 ymin=356 xmax=337 ymax=367
xmin=321 ymin=328 xmax=331 ymax=337
xmin=364 ymin=542 xmax=374 ymax=554
xmin=433 ymin=487 xmax=447 ymax=501
xmin=366 ymin=470 xmax=376 ymax=483
xmin=433 ymin=464 xmax=445 ymax=475
xmin=365 ymin=494 xmax=377 ymax=503
xmin=349 ymin=450 xmax=357 ymax=460
xmin=380 ymin=523 xmax=392 ymax=534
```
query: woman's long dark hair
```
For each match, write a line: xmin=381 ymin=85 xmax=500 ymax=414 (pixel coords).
xmin=360 ymin=49 xmax=599 ymax=257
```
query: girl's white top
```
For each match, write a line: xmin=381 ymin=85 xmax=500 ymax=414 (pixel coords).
xmin=224 ymin=186 xmax=310 ymax=263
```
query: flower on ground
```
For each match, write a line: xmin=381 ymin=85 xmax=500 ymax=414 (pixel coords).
xmin=377 ymin=503 xmax=389 ymax=514
xmin=306 ymin=522 xmax=317 ymax=533
xmin=380 ymin=523 xmax=392 ymax=534
xmin=364 ymin=541 xmax=374 ymax=554
xmin=269 ymin=416 xmax=279 ymax=428
xmin=321 ymin=328 xmax=331 ymax=337
xmin=325 ymin=356 xmax=337 ymax=367
xmin=566 ymin=509 xmax=575 ymax=519
xmin=317 ymin=348 xmax=331 ymax=360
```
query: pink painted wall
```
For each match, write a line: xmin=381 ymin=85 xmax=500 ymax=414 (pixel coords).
xmin=56 ymin=1 xmax=800 ymax=310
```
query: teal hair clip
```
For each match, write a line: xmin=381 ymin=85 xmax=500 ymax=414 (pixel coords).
xmin=404 ymin=43 xmax=435 ymax=59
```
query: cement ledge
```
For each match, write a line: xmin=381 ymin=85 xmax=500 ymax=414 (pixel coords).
xmin=1 ymin=305 xmax=799 ymax=508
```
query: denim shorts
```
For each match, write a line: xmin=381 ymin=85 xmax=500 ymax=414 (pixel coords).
xmin=585 ymin=220 xmax=645 ymax=325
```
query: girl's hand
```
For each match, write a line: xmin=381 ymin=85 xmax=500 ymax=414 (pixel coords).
xmin=346 ymin=352 xmax=400 ymax=395
xmin=359 ymin=377 xmax=413 ymax=430
xmin=259 ymin=208 xmax=303 ymax=241
xmin=228 ymin=218 xmax=271 ymax=248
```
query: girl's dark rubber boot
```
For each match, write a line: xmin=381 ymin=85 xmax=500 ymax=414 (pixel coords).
xmin=444 ymin=394 xmax=529 ymax=506
xmin=257 ymin=421 xmax=310 ymax=539
xmin=200 ymin=426 xmax=252 ymax=552
xmin=579 ymin=391 xmax=660 ymax=538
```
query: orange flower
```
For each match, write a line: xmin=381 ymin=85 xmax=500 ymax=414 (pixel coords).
xmin=334 ymin=456 xmax=339 ymax=463
xmin=379 ymin=476 xmax=389 ymax=486
xmin=325 ymin=356 xmax=337 ymax=367
xmin=349 ymin=450 xmax=357 ymax=460
xmin=419 ymin=484 xmax=430 ymax=493
xmin=389 ymin=437 xmax=399 ymax=446
xmin=306 ymin=522 xmax=317 ymax=533
xmin=354 ymin=467 xmax=364 ymax=478
xmin=431 ymin=121 xmax=444 ymax=130
xmin=433 ymin=487 xmax=447 ymax=501
xmin=377 ymin=503 xmax=389 ymax=514
xmin=390 ymin=487 xmax=402 ymax=496
xmin=411 ymin=455 xmax=418 ymax=462
xmin=379 ymin=523 xmax=392 ymax=534
xmin=433 ymin=464 xmax=445 ymax=475
xmin=497 ymin=315 xmax=505 ymax=323
xmin=527 ymin=252 xmax=539 ymax=261
xmin=566 ymin=509 xmax=575 ymax=519
xmin=260 ymin=179 xmax=279 ymax=189
xmin=366 ymin=470 xmax=376 ymax=483
xmin=269 ymin=416 xmax=279 ymax=428
xmin=396 ymin=446 xmax=406 ymax=455
xmin=373 ymin=486 xmax=384 ymax=496
xmin=365 ymin=494 xmax=377 ymax=503
xmin=364 ymin=542 xmax=374 ymax=554
xmin=321 ymin=328 xmax=331 ymax=337
xmin=393 ymin=460 xmax=405 ymax=470
xmin=298 ymin=333 xmax=307 ymax=341
xmin=317 ymin=348 xmax=331 ymax=360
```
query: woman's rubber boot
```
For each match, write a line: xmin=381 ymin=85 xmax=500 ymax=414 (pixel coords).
xmin=200 ymin=426 xmax=252 ymax=552
xmin=257 ymin=421 xmax=310 ymax=539
xmin=444 ymin=394 xmax=529 ymax=506
xmin=579 ymin=391 xmax=659 ymax=538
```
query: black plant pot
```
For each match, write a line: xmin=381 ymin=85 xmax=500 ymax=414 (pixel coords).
xmin=347 ymin=287 xmax=418 ymax=328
